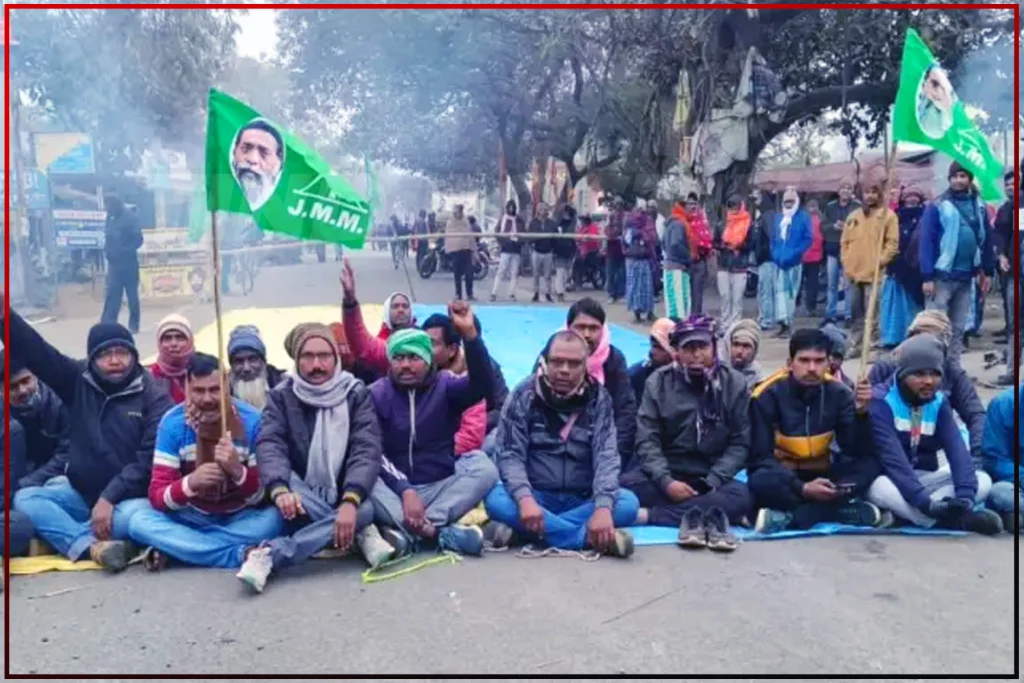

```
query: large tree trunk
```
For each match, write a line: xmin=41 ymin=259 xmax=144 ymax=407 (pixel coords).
xmin=509 ymin=170 xmax=531 ymax=218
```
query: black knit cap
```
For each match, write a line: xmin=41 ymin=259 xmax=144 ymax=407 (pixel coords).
xmin=87 ymin=322 xmax=138 ymax=361
xmin=0 ymin=350 xmax=28 ymax=376
xmin=948 ymin=160 xmax=974 ymax=182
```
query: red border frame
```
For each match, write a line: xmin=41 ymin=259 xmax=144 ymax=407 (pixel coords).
xmin=3 ymin=2 xmax=1020 ymax=679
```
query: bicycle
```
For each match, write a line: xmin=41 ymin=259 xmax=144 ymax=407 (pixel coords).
xmin=231 ymin=249 xmax=261 ymax=296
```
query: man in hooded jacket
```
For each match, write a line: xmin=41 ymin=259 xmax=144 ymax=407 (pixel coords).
xmin=5 ymin=307 xmax=173 ymax=571
xmin=341 ymin=258 xmax=415 ymax=378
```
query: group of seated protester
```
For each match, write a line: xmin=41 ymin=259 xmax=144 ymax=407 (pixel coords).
xmin=1 ymin=266 xmax=1019 ymax=590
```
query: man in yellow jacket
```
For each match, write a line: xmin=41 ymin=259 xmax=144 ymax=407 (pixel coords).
xmin=840 ymin=181 xmax=899 ymax=358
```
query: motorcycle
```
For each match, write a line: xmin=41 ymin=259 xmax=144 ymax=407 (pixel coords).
xmin=565 ymin=251 xmax=606 ymax=292
xmin=418 ymin=240 xmax=490 ymax=281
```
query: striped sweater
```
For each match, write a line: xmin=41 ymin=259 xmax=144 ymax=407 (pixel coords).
xmin=149 ymin=401 xmax=264 ymax=515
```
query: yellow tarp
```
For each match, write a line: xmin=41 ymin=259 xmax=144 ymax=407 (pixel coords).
xmin=143 ymin=304 xmax=384 ymax=369
xmin=8 ymin=556 xmax=101 ymax=575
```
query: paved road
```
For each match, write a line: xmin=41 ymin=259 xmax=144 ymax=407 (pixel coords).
xmin=3 ymin=249 xmax=1019 ymax=676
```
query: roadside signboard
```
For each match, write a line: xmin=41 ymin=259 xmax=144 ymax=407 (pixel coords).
xmin=34 ymin=133 xmax=96 ymax=175
xmin=52 ymin=209 xmax=106 ymax=249
xmin=1 ymin=169 xmax=50 ymax=210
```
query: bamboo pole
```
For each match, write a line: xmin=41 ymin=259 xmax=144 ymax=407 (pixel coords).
xmin=209 ymin=212 xmax=229 ymax=435
xmin=856 ymin=142 xmax=899 ymax=382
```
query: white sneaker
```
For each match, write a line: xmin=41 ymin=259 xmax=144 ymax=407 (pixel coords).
xmin=357 ymin=525 xmax=396 ymax=569
xmin=236 ymin=547 xmax=273 ymax=594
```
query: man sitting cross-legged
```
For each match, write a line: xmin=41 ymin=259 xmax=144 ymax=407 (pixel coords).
xmin=484 ymin=330 xmax=638 ymax=557
xmin=748 ymin=329 xmax=887 ymax=534
xmin=236 ymin=324 xmax=399 ymax=593
xmin=6 ymin=308 xmax=173 ymax=572
xmin=369 ymin=302 xmax=499 ymax=557
xmin=622 ymin=316 xmax=752 ymax=552
xmin=865 ymin=334 xmax=1002 ymax=535
xmin=982 ymin=385 xmax=1022 ymax=534
xmin=128 ymin=353 xmax=283 ymax=569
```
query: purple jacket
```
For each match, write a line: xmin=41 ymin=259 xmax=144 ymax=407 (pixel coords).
xmin=370 ymin=337 xmax=493 ymax=488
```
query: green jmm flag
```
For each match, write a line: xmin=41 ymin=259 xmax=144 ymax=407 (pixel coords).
xmin=204 ymin=88 xmax=372 ymax=248
xmin=891 ymin=28 xmax=1005 ymax=202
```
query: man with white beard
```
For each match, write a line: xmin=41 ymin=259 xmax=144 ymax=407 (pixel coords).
xmin=228 ymin=325 xmax=284 ymax=411
xmin=232 ymin=121 xmax=284 ymax=211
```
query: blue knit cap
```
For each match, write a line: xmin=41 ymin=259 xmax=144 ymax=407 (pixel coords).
xmin=228 ymin=324 xmax=266 ymax=359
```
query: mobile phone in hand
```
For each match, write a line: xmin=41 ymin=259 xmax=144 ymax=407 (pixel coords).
xmin=835 ymin=482 xmax=857 ymax=497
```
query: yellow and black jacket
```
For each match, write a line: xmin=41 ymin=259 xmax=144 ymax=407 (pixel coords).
xmin=749 ymin=369 xmax=871 ymax=488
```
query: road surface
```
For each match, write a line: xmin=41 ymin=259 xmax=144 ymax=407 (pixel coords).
xmin=3 ymin=249 xmax=1018 ymax=676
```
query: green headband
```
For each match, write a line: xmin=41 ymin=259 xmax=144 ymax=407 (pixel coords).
xmin=387 ymin=328 xmax=434 ymax=366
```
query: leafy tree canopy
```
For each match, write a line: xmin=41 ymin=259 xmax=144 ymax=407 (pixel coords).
xmin=11 ymin=6 xmax=239 ymax=175
xmin=280 ymin=4 xmax=1014 ymax=204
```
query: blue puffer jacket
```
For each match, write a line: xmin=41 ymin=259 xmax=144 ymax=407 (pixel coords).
xmin=982 ymin=385 xmax=1023 ymax=485
xmin=4 ymin=309 xmax=174 ymax=506
xmin=369 ymin=337 xmax=493 ymax=487
xmin=770 ymin=209 xmax=813 ymax=269
xmin=918 ymin=189 xmax=995 ymax=282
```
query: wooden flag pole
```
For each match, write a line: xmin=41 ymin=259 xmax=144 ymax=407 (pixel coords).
xmin=209 ymin=211 xmax=230 ymax=435
xmin=857 ymin=141 xmax=899 ymax=382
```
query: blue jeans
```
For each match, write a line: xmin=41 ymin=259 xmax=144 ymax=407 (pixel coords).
xmin=13 ymin=477 xmax=150 ymax=561
xmin=826 ymin=255 xmax=848 ymax=320
xmin=757 ymin=262 xmax=777 ymax=329
xmin=606 ymin=256 xmax=626 ymax=299
xmin=128 ymin=505 xmax=283 ymax=568
xmin=484 ymin=483 xmax=639 ymax=550
xmin=988 ymin=481 xmax=1021 ymax=514
xmin=1 ymin=510 xmax=35 ymax=557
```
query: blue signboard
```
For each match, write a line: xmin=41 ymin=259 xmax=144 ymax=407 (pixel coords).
xmin=52 ymin=209 xmax=106 ymax=249
xmin=1 ymin=169 xmax=50 ymax=210
xmin=34 ymin=133 xmax=96 ymax=175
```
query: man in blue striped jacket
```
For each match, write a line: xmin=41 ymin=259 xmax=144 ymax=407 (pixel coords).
xmin=865 ymin=334 xmax=1002 ymax=535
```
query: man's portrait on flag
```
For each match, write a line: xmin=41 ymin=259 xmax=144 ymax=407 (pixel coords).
xmin=230 ymin=118 xmax=285 ymax=211
xmin=916 ymin=64 xmax=956 ymax=139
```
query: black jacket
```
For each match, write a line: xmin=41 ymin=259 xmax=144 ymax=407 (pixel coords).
xmin=494 ymin=378 xmax=620 ymax=509
xmin=993 ymin=194 xmax=1018 ymax=276
xmin=256 ymin=376 xmax=383 ymax=503
xmin=104 ymin=210 xmax=144 ymax=267
xmin=1 ymin=418 xmax=27 ymax=502
xmin=553 ymin=219 xmax=577 ymax=260
xmin=632 ymin=364 xmax=750 ymax=491
xmin=529 ymin=218 xmax=559 ymax=254
xmin=495 ymin=214 xmax=526 ymax=255
xmin=749 ymin=369 xmax=875 ymax=493
xmin=3 ymin=309 xmax=174 ymax=506
xmin=486 ymin=357 xmax=511 ymax=433
xmin=753 ymin=210 xmax=775 ymax=265
xmin=822 ymin=199 xmax=862 ymax=257
xmin=714 ymin=218 xmax=754 ymax=272
xmin=604 ymin=346 xmax=637 ymax=466
xmin=10 ymin=382 xmax=71 ymax=488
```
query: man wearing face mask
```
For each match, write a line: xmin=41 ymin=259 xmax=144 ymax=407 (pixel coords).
xmin=770 ymin=188 xmax=813 ymax=338
xmin=1 ymin=352 xmax=71 ymax=488
xmin=228 ymin=325 xmax=285 ymax=412
xmin=127 ymin=353 xmax=281 ymax=569
xmin=369 ymin=302 xmax=499 ymax=557
xmin=622 ymin=316 xmax=752 ymax=552
xmin=865 ymin=334 xmax=1002 ymax=535
xmin=5 ymin=307 xmax=173 ymax=571
xmin=748 ymin=329 xmax=884 ymax=534
xmin=483 ymin=330 xmax=638 ymax=557
xmin=236 ymin=324 xmax=399 ymax=594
